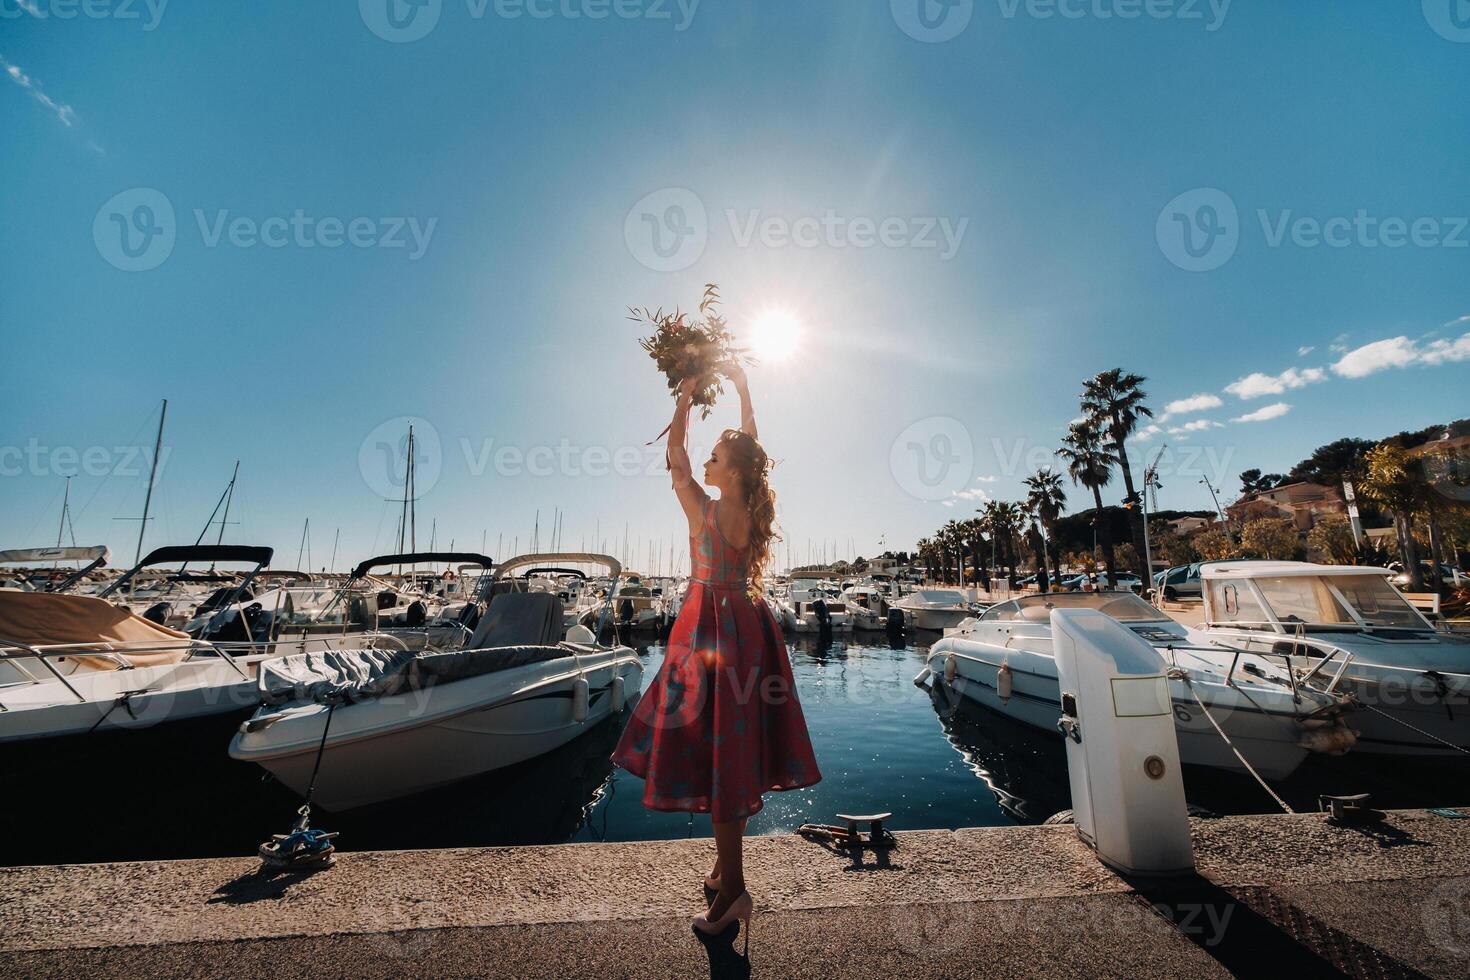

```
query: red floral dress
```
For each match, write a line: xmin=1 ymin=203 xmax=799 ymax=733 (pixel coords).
xmin=612 ymin=497 xmax=821 ymax=821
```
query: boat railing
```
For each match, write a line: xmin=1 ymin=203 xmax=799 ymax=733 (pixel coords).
xmin=1171 ymin=634 xmax=1356 ymax=702
xmin=0 ymin=635 xmax=248 ymax=706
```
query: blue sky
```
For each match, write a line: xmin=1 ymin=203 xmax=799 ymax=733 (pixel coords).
xmin=3 ymin=0 xmax=1467 ymax=573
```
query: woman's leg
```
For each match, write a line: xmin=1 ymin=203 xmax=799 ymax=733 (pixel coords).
xmin=708 ymin=817 xmax=747 ymax=882
xmin=706 ymin=818 xmax=747 ymax=919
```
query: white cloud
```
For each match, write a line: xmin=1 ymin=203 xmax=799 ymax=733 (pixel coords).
xmin=1224 ymin=366 xmax=1326 ymax=400
xmin=1233 ymin=403 xmax=1292 ymax=423
xmin=1297 ymin=346 xmax=1314 ymax=357
xmin=973 ymin=475 xmax=999 ymax=484
xmin=1328 ymin=330 xmax=1470 ymax=378
xmin=0 ymin=54 xmax=78 ymax=129
xmin=1134 ymin=424 xmax=1163 ymax=442
xmin=1161 ymin=393 xmax=1222 ymax=420
xmin=1330 ymin=336 xmax=1418 ymax=378
xmin=1167 ymin=419 xmax=1223 ymax=435
xmin=1417 ymin=333 xmax=1470 ymax=367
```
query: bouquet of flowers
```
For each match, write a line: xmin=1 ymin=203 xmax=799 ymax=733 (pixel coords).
xmin=631 ymin=283 xmax=751 ymax=419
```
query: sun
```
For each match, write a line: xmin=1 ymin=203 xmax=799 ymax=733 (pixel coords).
xmin=746 ymin=310 xmax=803 ymax=362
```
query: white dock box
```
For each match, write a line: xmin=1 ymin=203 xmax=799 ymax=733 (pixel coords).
xmin=1051 ymin=608 xmax=1194 ymax=877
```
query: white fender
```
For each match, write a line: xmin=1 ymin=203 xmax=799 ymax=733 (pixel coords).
xmin=913 ymin=666 xmax=931 ymax=687
xmin=997 ymin=661 xmax=1013 ymax=703
xmin=572 ymin=676 xmax=590 ymax=722
xmin=611 ymin=674 xmax=626 ymax=712
xmin=943 ymin=653 xmax=957 ymax=683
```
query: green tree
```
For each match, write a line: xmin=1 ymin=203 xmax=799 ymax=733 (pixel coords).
xmin=1306 ymin=516 xmax=1357 ymax=565
xmin=1149 ymin=519 xmax=1199 ymax=567
xmin=1288 ymin=437 xmax=1374 ymax=488
xmin=1057 ymin=420 xmax=1120 ymax=587
xmin=1023 ymin=467 xmax=1068 ymax=590
xmin=1193 ymin=528 xmax=1240 ymax=561
xmin=1082 ymin=369 xmax=1153 ymax=577
xmin=1359 ymin=443 xmax=1427 ymax=590
xmin=1239 ymin=517 xmax=1301 ymax=560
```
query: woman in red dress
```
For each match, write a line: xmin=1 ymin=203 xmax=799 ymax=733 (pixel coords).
xmin=612 ymin=364 xmax=821 ymax=951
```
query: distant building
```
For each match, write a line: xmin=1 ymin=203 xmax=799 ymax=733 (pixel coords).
xmin=1226 ymin=481 xmax=1347 ymax=531
xmin=1166 ymin=516 xmax=1214 ymax=536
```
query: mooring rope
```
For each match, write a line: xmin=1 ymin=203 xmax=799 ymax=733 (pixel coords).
xmin=1358 ymin=702 xmax=1470 ymax=756
xmin=1167 ymin=667 xmax=1296 ymax=815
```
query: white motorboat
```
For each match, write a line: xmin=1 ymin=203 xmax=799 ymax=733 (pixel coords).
xmin=1184 ymin=561 xmax=1470 ymax=757
xmin=248 ymin=551 xmax=498 ymax=657
xmin=0 ymin=546 xmax=110 ymax=594
xmin=229 ymin=553 xmax=643 ymax=810
xmin=922 ymin=591 xmax=1358 ymax=780
xmin=0 ymin=545 xmax=277 ymax=740
xmin=894 ymin=588 xmax=975 ymax=632
xmin=600 ymin=573 xmax=666 ymax=632
xmin=841 ymin=582 xmax=890 ymax=630
xmin=783 ymin=577 xmax=852 ymax=633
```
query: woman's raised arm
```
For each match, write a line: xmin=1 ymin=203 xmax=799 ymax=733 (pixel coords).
xmin=668 ymin=376 xmax=707 ymax=529
xmin=726 ymin=363 xmax=757 ymax=440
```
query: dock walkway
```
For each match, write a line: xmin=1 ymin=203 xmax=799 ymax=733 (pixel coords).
xmin=4 ymin=810 xmax=1468 ymax=978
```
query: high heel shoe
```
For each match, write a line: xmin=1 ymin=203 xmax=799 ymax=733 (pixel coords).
xmin=692 ymin=890 xmax=753 ymax=955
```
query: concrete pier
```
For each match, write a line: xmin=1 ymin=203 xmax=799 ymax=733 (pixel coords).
xmin=4 ymin=810 xmax=1469 ymax=978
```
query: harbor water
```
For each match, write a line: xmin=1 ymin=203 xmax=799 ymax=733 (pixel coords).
xmin=4 ymin=633 xmax=1463 ymax=868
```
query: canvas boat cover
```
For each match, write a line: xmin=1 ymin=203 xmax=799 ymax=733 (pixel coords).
xmin=257 ymin=644 xmax=574 ymax=705
xmin=0 ymin=590 xmax=194 ymax=670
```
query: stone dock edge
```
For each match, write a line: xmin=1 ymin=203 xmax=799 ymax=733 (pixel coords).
xmin=3 ymin=810 xmax=1469 ymax=978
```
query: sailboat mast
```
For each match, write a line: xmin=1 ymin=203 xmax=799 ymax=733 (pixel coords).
xmin=216 ymin=460 xmax=239 ymax=546
xmin=56 ymin=477 xmax=71 ymax=548
xmin=134 ymin=398 xmax=167 ymax=565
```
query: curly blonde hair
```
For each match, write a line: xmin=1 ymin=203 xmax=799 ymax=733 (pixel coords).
xmin=717 ymin=428 xmax=780 ymax=593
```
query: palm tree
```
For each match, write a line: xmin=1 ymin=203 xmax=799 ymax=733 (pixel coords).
xmin=1023 ymin=467 xmax=1067 ymax=589
xmin=1058 ymin=420 xmax=1120 ymax=587
xmin=1082 ymin=369 xmax=1153 ymax=576
xmin=940 ymin=520 xmax=963 ymax=584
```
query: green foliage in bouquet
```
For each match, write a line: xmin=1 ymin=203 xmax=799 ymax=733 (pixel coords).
xmin=631 ymin=283 xmax=752 ymax=419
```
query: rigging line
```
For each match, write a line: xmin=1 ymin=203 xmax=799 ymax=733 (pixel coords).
xmin=70 ymin=401 xmax=160 ymax=525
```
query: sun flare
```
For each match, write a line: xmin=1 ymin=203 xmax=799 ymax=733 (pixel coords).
xmin=747 ymin=310 xmax=803 ymax=362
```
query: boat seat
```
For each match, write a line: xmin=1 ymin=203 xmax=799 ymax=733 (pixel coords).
xmin=258 ymin=643 xmax=576 ymax=705
xmin=468 ymin=592 xmax=565 ymax=648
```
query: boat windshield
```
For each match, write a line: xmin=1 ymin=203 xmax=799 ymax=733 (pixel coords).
xmin=1251 ymin=574 xmax=1429 ymax=630
xmin=919 ymin=590 xmax=965 ymax=605
xmin=980 ymin=592 xmax=1167 ymax=623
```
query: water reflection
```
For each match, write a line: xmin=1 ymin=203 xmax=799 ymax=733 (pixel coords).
xmin=8 ymin=633 xmax=1463 ymax=867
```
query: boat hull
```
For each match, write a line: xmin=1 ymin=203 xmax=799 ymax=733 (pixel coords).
xmin=231 ymin=653 xmax=643 ymax=810
xmin=926 ymin=639 xmax=1319 ymax=780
